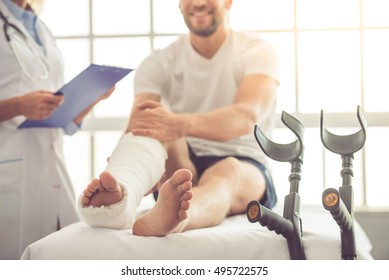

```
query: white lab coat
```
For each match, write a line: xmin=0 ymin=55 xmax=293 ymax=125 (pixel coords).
xmin=0 ymin=1 xmax=79 ymax=259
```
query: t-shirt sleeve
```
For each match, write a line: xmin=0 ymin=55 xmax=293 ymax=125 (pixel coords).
xmin=133 ymin=51 xmax=166 ymax=96
xmin=241 ymin=41 xmax=280 ymax=85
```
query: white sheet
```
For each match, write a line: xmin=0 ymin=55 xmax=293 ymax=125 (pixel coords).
xmin=21 ymin=198 xmax=373 ymax=260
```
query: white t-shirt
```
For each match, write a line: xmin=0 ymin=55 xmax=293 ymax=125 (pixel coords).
xmin=134 ymin=29 xmax=279 ymax=165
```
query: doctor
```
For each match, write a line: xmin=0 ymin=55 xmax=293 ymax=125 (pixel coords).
xmin=0 ymin=0 xmax=111 ymax=259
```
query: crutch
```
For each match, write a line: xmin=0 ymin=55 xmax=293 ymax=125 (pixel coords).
xmin=247 ymin=111 xmax=306 ymax=260
xmin=321 ymin=105 xmax=367 ymax=260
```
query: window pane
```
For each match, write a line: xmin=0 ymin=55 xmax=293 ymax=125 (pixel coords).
xmin=153 ymin=0 xmax=188 ymax=34
xmin=230 ymin=0 xmax=294 ymax=31
xmin=260 ymin=32 xmax=296 ymax=113
xmin=299 ymin=128 xmax=324 ymax=204
xmin=363 ymin=30 xmax=389 ymax=112
xmin=92 ymin=38 xmax=150 ymax=117
xmin=63 ymin=132 xmax=92 ymax=197
xmin=93 ymin=0 xmax=150 ymax=35
xmin=298 ymin=31 xmax=361 ymax=113
xmin=40 ymin=0 xmax=89 ymax=36
xmin=92 ymin=73 xmax=134 ymax=118
xmin=56 ymin=39 xmax=90 ymax=82
xmin=363 ymin=0 xmax=389 ymax=27
xmin=93 ymin=38 xmax=151 ymax=69
xmin=365 ymin=128 xmax=389 ymax=207
xmin=297 ymin=0 xmax=359 ymax=29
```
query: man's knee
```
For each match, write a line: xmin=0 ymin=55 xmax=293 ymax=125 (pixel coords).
xmin=208 ymin=157 xmax=248 ymax=177
xmin=219 ymin=157 xmax=266 ymax=198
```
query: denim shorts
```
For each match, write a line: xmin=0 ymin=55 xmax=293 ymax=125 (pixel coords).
xmin=188 ymin=148 xmax=277 ymax=210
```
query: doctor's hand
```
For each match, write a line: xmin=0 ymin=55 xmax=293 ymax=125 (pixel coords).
xmin=19 ymin=91 xmax=64 ymax=120
xmin=99 ymin=86 xmax=115 ymax=101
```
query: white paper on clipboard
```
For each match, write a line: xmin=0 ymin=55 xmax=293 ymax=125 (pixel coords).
xmin=18 ymin=64 xmax=133 ymax=129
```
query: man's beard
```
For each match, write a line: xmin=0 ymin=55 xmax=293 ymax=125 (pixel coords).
xmin=184 ymin=14 xmax=222 ymax=37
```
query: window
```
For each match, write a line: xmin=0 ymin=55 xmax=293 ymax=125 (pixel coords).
xmin=41 ymin=0 xmax=389 ymax=208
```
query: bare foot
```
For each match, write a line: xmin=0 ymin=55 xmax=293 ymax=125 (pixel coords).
xmin=81 ymin=171 xmax=123 ymax=207
xmin=132 ymin=169 xmax=193 ymax=236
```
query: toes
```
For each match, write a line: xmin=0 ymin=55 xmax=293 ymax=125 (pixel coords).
xmin=81 ymin=195 xmax=90 ymax=206
xmin=99 ymin=171 xmax=119 ymax=192
xmin=82 ymin=178 xmax=103 ymax=206
xmin=180 ymin=200 xmax=190 ymax=211
xmin=178 ymin=181 xmax=192 ymax=193
xmin=180 ymin=191 xmax=193 ymax=202
xmin=87 ymin=178 xmax=103 ymax=193
xmin=178 ymin=209 xmax=188 ymax=221
xmin=170 ymin=169 xmax=193 ymax=186
xmin=83 ymin=188 xmax=95 ymax=198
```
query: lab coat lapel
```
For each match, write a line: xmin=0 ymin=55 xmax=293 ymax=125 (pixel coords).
xmin=34 ymin=19 xmax=65 ymax=89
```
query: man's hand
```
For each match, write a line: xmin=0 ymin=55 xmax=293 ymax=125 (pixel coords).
xmin=130 ymin=100 xmax=187 ymax=142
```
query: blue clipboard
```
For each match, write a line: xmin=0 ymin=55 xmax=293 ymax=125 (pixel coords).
xmin=18 ymin=64 xmax=133 ymax=129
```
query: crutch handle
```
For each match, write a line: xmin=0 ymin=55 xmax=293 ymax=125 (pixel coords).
xmin=322 ymin=188 xmax=353 ymax=232
xmin=247 ymin=200 xmax=294 ymax=238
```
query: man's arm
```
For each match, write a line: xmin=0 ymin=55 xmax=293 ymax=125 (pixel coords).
xmin=183 ymin=74 xmax=277 ymax=141
xmin=125 ymin=93 xmax=161 ymax=134
xmin=129 ymin=74 xmax=277 ymax=142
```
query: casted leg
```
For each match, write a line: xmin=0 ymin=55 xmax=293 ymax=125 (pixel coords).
xmin=81 ymin=171 xmax=123 ymax=207
xmin=132 ymin=169 xmax=193 ymax=236
xmin=77 ymin=133 xmax=168 ymax=229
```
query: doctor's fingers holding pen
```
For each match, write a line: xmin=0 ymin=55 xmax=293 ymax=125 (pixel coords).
xmin=17 ymin=90 xmax=64 ymax=120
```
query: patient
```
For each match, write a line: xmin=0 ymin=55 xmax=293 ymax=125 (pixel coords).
xmin=78 ymin=0 xmax=280 ymax=236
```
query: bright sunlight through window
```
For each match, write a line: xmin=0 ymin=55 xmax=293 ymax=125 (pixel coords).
xmin=40 ymin=0 xmax=389 ymax=209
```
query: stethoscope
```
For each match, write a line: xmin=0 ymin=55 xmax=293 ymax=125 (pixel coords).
xmin=0 ymin=7 xmax=49 ymax=81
